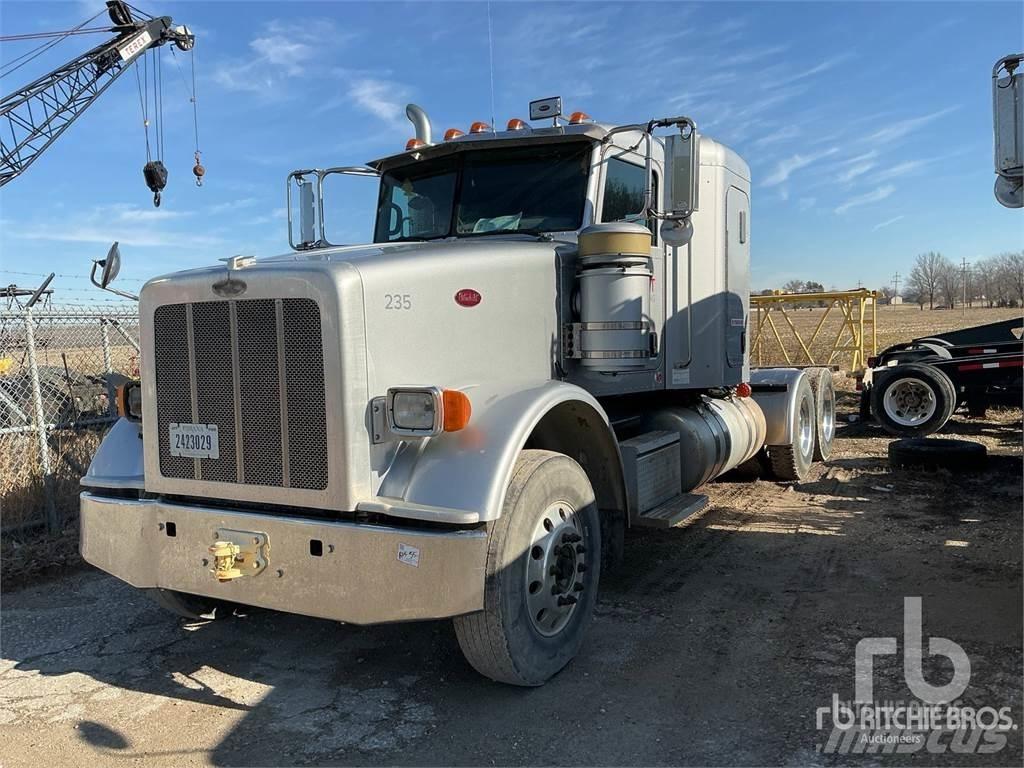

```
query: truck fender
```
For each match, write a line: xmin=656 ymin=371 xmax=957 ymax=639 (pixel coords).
xmin=81 ymin=418 xmax=145 ymax=490
xmin=749 ymin=368 xmax=810 ymax=446
xmin=367 ymin=380 xmax=627 ymax=526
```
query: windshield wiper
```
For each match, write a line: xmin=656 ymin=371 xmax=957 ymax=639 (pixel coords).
xmin=458 ymin=228 xmax=549 ymax=240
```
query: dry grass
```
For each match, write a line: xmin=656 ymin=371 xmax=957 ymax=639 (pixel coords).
xmin=751 ymin=304 xmax=1022 ymax=370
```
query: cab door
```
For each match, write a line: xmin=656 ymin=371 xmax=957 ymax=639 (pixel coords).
xmin=725 ymin=185 xmax=749 ymax=368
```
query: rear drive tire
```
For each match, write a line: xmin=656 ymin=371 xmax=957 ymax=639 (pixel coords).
xmin=807 ymin=367 xmax=836 ymax=461
xmin=767 ymin=373 xmax=816 ymax=481
xmin=888 ymin=438 xmax=987 ymax=472
xmin=145 ymin=588 xmax=232 ymax=621
xmin=454 ymin=450 xmax=600 ymax=686
xmin=871 ymin=363 xmax=956 ymax=437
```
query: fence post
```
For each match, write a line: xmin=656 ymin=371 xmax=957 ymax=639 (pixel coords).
xmin=100 ymin=318 xmax=117 ymax=418
xmin=23 ymin=307 xmax=58 ymax=533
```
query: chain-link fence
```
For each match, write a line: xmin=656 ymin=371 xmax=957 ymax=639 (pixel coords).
xmin=1 ymin=304 xmax=139 ymax=533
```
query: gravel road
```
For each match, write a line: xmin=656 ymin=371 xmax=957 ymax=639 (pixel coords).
xmin=2 ymin=412 xmax=1021 ymax=767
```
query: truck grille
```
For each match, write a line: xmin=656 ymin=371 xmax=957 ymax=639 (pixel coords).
xmin=152 ymin=298 xmax=328 ymax=490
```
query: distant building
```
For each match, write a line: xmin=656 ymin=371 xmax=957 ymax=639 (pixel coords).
xmin=891 ymin=295 xmax=903 ymax=305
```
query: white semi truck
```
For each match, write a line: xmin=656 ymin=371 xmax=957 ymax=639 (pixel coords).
xmin=81 ymin=99 xmax=835 ymax=686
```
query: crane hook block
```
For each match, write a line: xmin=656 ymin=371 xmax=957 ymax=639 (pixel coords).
xmin=193 ymin=152 xmax=205 ymax=187
xmin=143 ymin=160 xmax=168 ymax=208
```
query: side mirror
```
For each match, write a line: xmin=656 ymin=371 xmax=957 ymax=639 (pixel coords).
xmin=90 ymin=242 xmax=138 ymax=300
xmin=993 ymin=54 xmax=1023 ymax=209
xmin=99 ymin=241 xmax=121 ymax=288
xmin=665 ymin=123 xmax=700 ymax=218
xmin=287 ymin=166 xmax=379 ymax=250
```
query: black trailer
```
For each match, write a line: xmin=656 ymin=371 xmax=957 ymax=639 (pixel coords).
xmin=860 ymin=317 xmax=1023 ymax=436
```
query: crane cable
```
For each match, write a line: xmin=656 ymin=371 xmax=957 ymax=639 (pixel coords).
xmin=134 ymin=47 xmax=168 ymax=206
xmin=0 ymin=9 xmax=106 ymax=79
xmin=170 ymin=45 xmax=203 ymax=185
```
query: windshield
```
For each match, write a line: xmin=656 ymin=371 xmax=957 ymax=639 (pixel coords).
xmin=373 ymin=142 xmax=592 ymax=242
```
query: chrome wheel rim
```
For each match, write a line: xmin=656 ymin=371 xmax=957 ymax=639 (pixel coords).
xmin=821 ymin=383 xmax=836 ymax=444
xmin=883 ymin=378 xmax=937 ymax=426
xmin=525 ymin=501 xmax=586 ymax=637
xmin=798 ymin=395 xmax=815 ymax=458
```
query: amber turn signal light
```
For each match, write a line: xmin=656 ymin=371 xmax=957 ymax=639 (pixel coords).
xmin=442 ymin=389 xmax=472 ymax=432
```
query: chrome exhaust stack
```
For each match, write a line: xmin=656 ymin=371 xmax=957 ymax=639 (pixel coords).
xmin=405 ymin=103 xmax=433 ymax=145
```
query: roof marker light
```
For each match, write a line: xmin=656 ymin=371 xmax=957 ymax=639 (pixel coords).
xmin=469 ymin=121 xmax=491 ymax=134
xmin=405 ymin=138 xmax=426 ymax=151
xmin=444 ymin=128 xmax=465 ymax=141
xmin=568 ymin=111 xmax=591 ymax=125
xmin=506 ymin=118 xmax=527 ymax=131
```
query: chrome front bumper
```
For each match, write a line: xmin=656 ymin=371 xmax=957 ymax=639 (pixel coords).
xmin=80 ymin=492 xmax=487 ymax=624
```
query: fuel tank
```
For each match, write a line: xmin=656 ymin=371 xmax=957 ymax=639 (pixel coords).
xmin=640 ymin=395 xmax=766 ymax=491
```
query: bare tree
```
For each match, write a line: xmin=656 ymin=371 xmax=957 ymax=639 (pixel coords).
xmin=782 ymin=279 xmax=806 ymax=294
xmin=998 ymin=251 xmax=1024 ymax=307
xmin=938 ymin=261 xmax=960 ymax=308
xmin=908 ymin=251 xmax=948 ymax=309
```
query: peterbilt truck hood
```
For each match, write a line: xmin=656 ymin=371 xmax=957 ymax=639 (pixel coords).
xmin=138 ymin=238 xmax=566 ymax=513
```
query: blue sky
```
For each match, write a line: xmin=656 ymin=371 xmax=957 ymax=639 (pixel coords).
xmin=1 ymin=0 xmax=1021 ymax=302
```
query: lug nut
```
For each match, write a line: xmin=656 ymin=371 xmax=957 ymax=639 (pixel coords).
xmin=573 ymin=582 xmax=584 ymax=592
xmin=557 ymin=595 xmax=578 ymax=606
xmin=577 ymin=564 xmax=587 ymax=573
xmin=576 ymin=546 xmax=586 ymax=554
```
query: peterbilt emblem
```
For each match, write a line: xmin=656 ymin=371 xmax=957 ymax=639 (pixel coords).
xmin=455 ymin=289 xmax=481 ymax=307
xmin=212 ymin=277 xmax=247 ymax=297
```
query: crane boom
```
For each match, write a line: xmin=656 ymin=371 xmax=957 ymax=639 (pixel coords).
xmin=0 ymin=1 xmax=193 ymax=187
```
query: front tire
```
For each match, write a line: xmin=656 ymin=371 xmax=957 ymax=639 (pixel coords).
xmin=454 ymin=450 xmax=600 ymax=686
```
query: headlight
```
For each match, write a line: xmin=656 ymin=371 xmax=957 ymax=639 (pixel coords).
xmin=385 ymin=387 xmax=472 ymax=436
xmin=388 ymin=388 xmax=441 ymax=434
xmin=116 ymin=380 xmax=143 ymax=421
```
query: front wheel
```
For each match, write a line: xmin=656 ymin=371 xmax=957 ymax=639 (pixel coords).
xmin=454 ymin=450 xmax=600 ymax=686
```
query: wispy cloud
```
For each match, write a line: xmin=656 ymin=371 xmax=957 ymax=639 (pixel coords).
xmin=872 ymin=215 xmax=905 ymax=231
xmin=755 ymin=125 xmax=801 ymax=147
xmin=348 ymin=78 xmax=410 ymax=127
xmin=763 ymin=147 xmax=839 ymax=186
xmin=209 ymin=198 xmax=258 ymax=214
xmin=868 ymin=106 xmax=959 ymax=144
xmin=6 ymin=204 xmax=220 ymax=248
xmin=763 ymin=54 xmax=853 ymax=90
xmin=213 ymin=19 xmax=357 ymax=94
xmin=838 ymin=150 xmax=879 ymax=183
xmin=835 ymin=184 xmax=896 ymax=214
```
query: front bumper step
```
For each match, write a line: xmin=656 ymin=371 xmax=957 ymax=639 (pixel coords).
xmin=80 ymin=492 xmax=487 ymax=624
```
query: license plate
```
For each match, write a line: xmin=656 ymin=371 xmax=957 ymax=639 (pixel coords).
xmin=169 ymin=423 xmax=219 ymax=459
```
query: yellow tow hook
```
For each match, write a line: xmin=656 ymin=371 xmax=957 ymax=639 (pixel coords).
xmin=209 ymin=540 xmax=243 ymax=582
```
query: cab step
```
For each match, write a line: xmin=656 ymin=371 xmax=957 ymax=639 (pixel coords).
xmin=635 ymin=492 xmax=709 ymax=528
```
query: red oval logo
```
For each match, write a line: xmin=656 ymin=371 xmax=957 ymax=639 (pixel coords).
xmin=455 ymin=289 xmax=481 ymax=307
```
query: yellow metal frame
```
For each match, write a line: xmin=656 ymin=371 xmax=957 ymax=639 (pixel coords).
xmin=750 ymin=289 xmax=878 ymax=372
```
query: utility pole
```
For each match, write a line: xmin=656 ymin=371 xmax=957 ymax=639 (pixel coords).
xmin=891 ymin=271 xmax=900 ymax=310
xmin=961 ymin=257 xmax=969 ymax=317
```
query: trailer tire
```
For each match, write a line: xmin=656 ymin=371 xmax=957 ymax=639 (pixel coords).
xmin=454 ymin=450 xmax=600 ymax=686
xmin=888 ymin=438 xmax=987 ymax=472
xmin=767 ymin=375 xmax=816 ymax=481
xmin=145 ymin=588 xmax=232 ymax=621
xmin=807 ymin=368 xmax=836 ymax=461
xmin=871 ymin=363 xmax=956 ymax=437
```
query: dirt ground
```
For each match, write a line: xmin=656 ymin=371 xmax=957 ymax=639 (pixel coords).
xmin=1 ymin=390 xmax=1021 ymax=766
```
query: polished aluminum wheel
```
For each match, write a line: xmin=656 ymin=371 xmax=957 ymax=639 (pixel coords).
xmin=883 ymin=378 xmax=937 ymax=427
xmin=525 ymin=501 xmax=586 ymax=637
xmin=797 ymin=394 xmax=815 ymax=458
